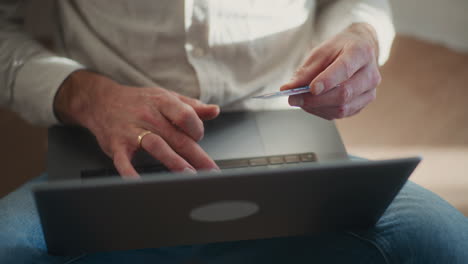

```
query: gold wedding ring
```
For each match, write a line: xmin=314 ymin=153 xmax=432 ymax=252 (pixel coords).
xmin=137 ymin=130 xmax=153 ymax=148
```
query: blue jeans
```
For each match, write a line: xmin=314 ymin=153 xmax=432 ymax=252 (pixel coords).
xmin=1 ymin=174 xmax=468 ymax=264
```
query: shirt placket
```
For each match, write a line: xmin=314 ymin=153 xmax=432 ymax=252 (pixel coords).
xmin=184 ymin=0 xmax=219 ymax=103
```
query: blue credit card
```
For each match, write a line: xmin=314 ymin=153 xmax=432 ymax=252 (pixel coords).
xmin=252 ymin=86 xmax=310 ymax=99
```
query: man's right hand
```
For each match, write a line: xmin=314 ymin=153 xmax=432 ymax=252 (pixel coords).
xmin=54 ymin=70 xmax=220 ymax=178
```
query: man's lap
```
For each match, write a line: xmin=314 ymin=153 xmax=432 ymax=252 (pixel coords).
xmin=351 ymin=180 xmax=468 ymax=263
xmin=1 ymin=174 xmax=467 ymax=264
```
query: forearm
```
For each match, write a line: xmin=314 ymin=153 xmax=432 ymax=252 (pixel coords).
xmin=0 ymin=0 xmax=84 ymax=125
xmin=315 ymin=0 xmax=395 ymax=65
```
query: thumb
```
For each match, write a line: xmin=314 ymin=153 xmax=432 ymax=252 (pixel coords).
xmin=280 ymin=63 xmax=326 ymax=92
xmin=281 ymin=46 xmax=332 ymax=91
xmin=280 ymin=67 xmax=311 ymax=91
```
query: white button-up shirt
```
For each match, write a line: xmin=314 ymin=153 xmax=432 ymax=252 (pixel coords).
xmin=0 ymin=0 xmax=394 ymax=125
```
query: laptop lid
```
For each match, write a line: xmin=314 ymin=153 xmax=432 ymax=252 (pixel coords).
xmin=34 ymin=157 xmax=420 ymax=255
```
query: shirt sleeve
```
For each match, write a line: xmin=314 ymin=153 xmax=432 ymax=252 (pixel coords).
xmin=0 ymin=0 xmax=84 ymax=125
xmin=314 ymin=0 xmax=395 ymax=66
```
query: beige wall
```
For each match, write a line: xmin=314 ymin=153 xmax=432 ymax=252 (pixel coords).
xmin=391 ymin=0 xmax=468 ymax=52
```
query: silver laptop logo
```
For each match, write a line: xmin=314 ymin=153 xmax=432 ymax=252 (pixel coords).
xmin=189 ymin=201 xmax=259 ymax=222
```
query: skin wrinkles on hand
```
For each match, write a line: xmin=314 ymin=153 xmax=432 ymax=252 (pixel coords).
xmin=280 ymin=22 xmax=381 ymax=120
xmin=54 ymin=70 xmax=220 ymax=178
xmin=53 ymin=23 xmax=379 ymax=178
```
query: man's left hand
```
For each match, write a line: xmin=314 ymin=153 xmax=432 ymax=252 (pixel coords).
xmin=280 ymin=23 xmax=381 ymax=120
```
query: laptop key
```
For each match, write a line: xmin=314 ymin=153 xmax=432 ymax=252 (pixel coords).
xmin=217 ymin=159 xmax=250 ymax=169
xmin=268 ymin=156 xmax=285 ymax=165
xmin=300 ymin=153 xmax=317 ymax=162
xmin=81 ymin=152 xmax=318 ymax=179
xmin=284 ymin=155 xmax=300 ymax=163
xmin=249 ymin=157 xmax=268 ymax=166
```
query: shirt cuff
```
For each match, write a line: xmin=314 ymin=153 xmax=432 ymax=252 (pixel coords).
xmin=315 ymin=0 xmax=396 ymax=66
xmin=12 ymin=55 xmax=85 ymax=126
xmin=349 ymin=3 xmax=396 ymax=65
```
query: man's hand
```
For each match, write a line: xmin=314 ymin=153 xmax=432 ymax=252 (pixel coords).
xmin=54 ymin=70 xmax=220 ymax=178
xmin=280 ymin=23 xmax=381 ymax=120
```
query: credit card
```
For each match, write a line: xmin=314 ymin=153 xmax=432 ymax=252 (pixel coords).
xmin=252 ymin=86 xmax=310 ymax=99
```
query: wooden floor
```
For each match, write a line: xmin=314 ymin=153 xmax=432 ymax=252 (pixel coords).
xmin=1 ymin=35 xmax=467 ymax=216
xmin=0 ymin=108 xmax=47 ymax=197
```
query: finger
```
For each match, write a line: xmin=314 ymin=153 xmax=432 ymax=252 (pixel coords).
xmin=157 ymin=95 xmax=205 ymax=141
xmin=173 ymin=94 xmax=220 ymax=120
xmin=308 ymin=45 xmax=371 ymax=96
xmin=113 ymin=149 xmax=140 ymax=179
xmin=139 ymin=111 xmax=217 ymax=171
xmin=280 ymin=45 xmax=338 ymax=91
xmin=156 ymin=121 xmax=219 ymax=170
xmin=140 ymin=132 xmax=197 ymax=173
xmin=169 ymin=133 xmax=219 ymax=170
xmin=280 ymin=60 xmax=326 ymax=91
xmin=302 ymin=88 xmax=376 ymax=120
xmin=289 ymin=62 xmax=381 ymax=108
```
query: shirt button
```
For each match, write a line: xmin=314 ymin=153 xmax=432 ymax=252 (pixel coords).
xmin=185 ymin=43 xmax=194 ymax=52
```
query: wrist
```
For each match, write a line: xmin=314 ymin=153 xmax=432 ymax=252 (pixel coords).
xmin=347 ymin=23 xmax=380 ymax=62
xmin=53 ymin=70 xmax=112 ymax=128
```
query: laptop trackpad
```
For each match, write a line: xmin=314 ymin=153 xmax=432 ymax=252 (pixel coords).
xmin=200 ymin=112 xmax=265 ymax=160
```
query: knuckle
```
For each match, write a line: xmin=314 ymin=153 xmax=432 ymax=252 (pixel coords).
xmin=337 ymin=84 xmax=352 ymax=104
xmin=175 ymin=108 xmax=196 ymax=127
xmin=291 ymin=67 xmax=308 ymax=81
xmin=194 ymin=127 xmax=204 ymax=141
xmin=108 ymin=135 xmax=130 ymax=153
xmin=373 ymin=70 xmax=382 ymax=87
xmin=151 ymin=93 xmax=170 ymax=106
xmin=137 ymin=107 xmax=154 ymax=123
xmin=294 ymin=67 xmax=306 ymax=76
xmin=335 ymin=104 xmax=349 ymax=119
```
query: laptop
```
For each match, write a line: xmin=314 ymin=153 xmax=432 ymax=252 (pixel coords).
xmin=34 ymin=109 xmax=420 ymax=255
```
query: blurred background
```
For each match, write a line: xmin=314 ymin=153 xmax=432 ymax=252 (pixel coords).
xmin=1 ymin=0 xmax=467 ymax=215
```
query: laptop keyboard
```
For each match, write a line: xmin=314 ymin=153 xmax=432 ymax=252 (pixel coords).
xmin=81 ymin=152 xmax=317 ymax=179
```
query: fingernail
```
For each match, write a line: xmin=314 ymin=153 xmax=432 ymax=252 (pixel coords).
xmin=313 ymin=82 xmax=324 ymax=95
xmin=183 ymin=168 xmax=197 ymax=174
xmin=289 ymin=96 xmax=304 ymax=107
